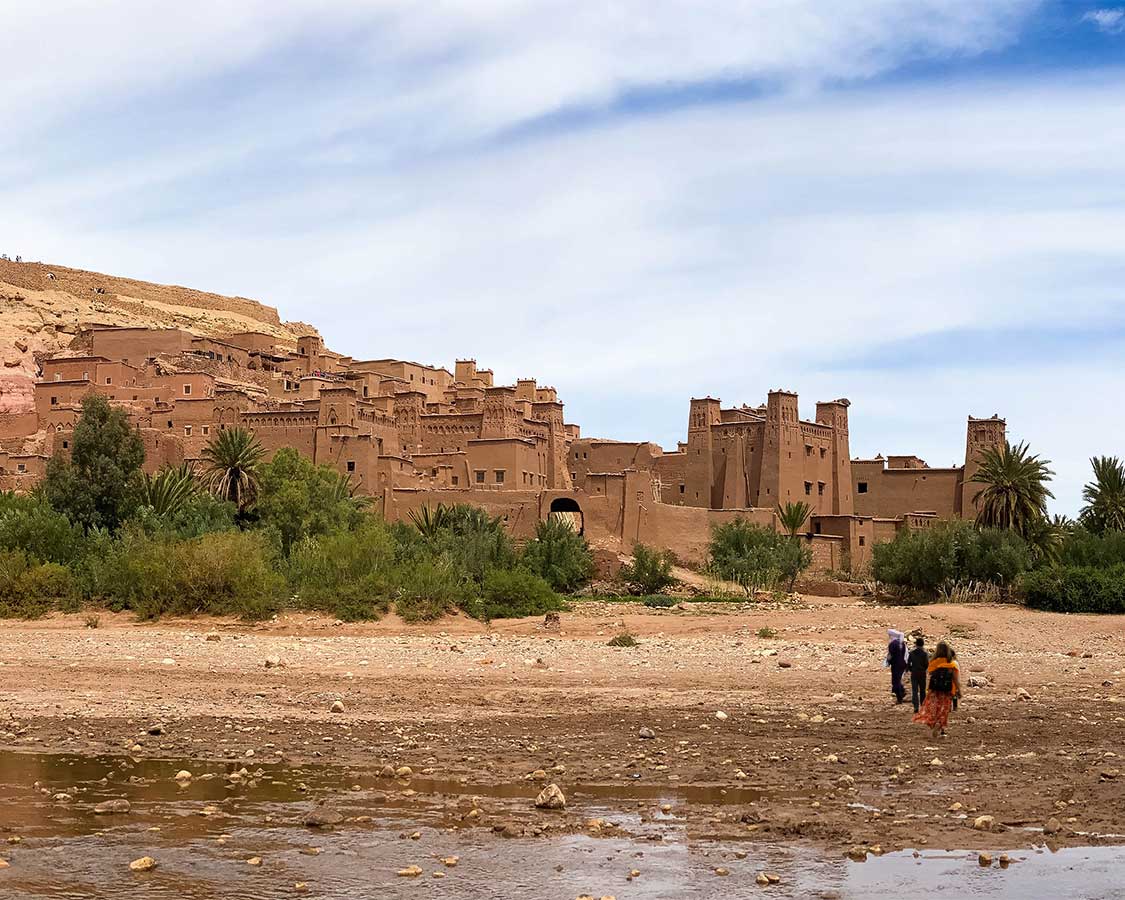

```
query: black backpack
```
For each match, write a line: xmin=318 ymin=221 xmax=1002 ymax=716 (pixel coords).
xmin=929 ymin=666 xmax=954 ymax=693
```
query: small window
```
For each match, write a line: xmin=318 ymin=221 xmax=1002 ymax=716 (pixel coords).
xmin=50 ymin=396 xmax=58 ymax=406
xmin=818 ymin=482 xmax=825 ymax=496
xmin=431 ymin=468 xmax=438 ymax=477
xmin=167 ymin=420 xmax=173 ymax=428
xmin=82 ymin=371 xmax=89 ymax=380
xmin=17 ymin=464 xmax=26 ymax=473
xmin=62 ymin=440 xmax=69 ymax=449
xmin=202 ymin=425 xmax=210 ymax=435
xmin=805 ymin=445 xmax=813 ymax=456
xmin=859 ymin=536 xmax=866 ymax=547
xmin=820 ymin=447 xmax=827 ymax=458
xmin=679 ymin=484 xmax=685 ymax=494
xmin=583 ymin=452 xmax=588 ymax=459
xmin=857 ymin=482 xmax=869 ymax=494
xmin=183 ymin=385 xmax=192 ymax=395
xmin=105 ymin=377 xmax=112 ymax=385
xmin=184 ymin=425 xmax=192 ymax=436
xmin=475 ymin=470 xmax=486 ymax=484
xmin=452 ymin=475 xmax=459 ymax=486
xmin=54 ymin=373 xmax=61 ymax=381
xmin=495 ymin=470 xmax=505 ymax=484
xmin=814 ymin=522 xmax=822 ymax=534
xmin=347 ymin=461 xmax=356 ymax=473
xmin=804 ymin=481 xmax=812 ymax=495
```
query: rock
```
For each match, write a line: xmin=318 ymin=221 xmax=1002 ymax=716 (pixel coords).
xmin=968 ymin=675 xmax=989 ymax=688
xmin=778 ymin=660 xmax=793 ymax=668
xmin=129 ymin=856 xmax=157 ymax=872
xmin=304 ymin=808 xmax=344 ymax=828
xmin=246 ymin=857 xmax=262 ymax=866
xmin=756 ymin=872 xmax=770 ymax=885
xmin=999 ymin=854 xmax=1011 ymax=868
xmin=330 ymin=700 xmax=345 ymax=713
xmin=264 ymin=657 xmax=283 ymax=669
xmin=397 ymin=866 xmax=423 ymax=877
xmin=837 ymin=774 xmax=855 ymax=787
xmin=395 ymin=766 xmax=413 ymax=779
xmin=161 ymin=658 xmax=175 ymax=666
xmin=638 ymin=727 xmax=656 ymax=740
xmin=1016 ymin=688 xmax=1032 ymax=701
xmin=764 ymin=872 xmax=780 ymax=884
xmin=930 ymin=758 xmax=943 ymax=767
xmin=377 ymin=764 xmax=396 ymax=778
xmin=978 ymin=853 xmax=992 ymax=867
xmin=530 ymin=769 xmax=548 ymax=780
xmin=714 ymin=867 xmax=730 ymax=876
xmin=205 ymin=633 xmax=221 ymax=642
xmin=14 ymin=339 xmax=28 ymax=353
xmin=847 ymin=846 xmax=868 ymax=862
xmin=715 ymin=711 xmax=728 ymax=721
xmin=148 ymin=724 xmax=164 ymax=736
xmin=973 ymin=815 xmax=995 ymax=831
xmin=1100 ymin=768 xmax=1120 ymax=781
xmin=174 ymin=770 xmax=193 ymax=782
xmin=1044 ymin=817 xmax=1062 ymax=835
xmin=534 ymin=783 xmax=567 ymax=810
xmin=295 ymin=883 xmax=309 ymax=892
xmin=94 ymin=799 xmax=131 ymax=815
xmin=441 ymin=856 xmax=459 ymax=867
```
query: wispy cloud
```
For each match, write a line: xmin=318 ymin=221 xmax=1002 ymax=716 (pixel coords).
xmin=1082 ymin=7 xmax=1125 ymax=33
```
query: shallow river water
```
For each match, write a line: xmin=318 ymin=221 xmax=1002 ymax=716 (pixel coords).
xmin=0 ymin=750 xmax=1121 ymax=899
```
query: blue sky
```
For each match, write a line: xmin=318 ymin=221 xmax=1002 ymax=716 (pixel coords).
xmin=3 ymin=0 xmax=1125 ymax=514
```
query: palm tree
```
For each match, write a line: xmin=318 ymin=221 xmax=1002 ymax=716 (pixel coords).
xmin=329 ymin=471 xmax=371 ymax=512
xmin=200 ymin=427 xmax=265 ymax=515
xmin=1080 ymin=456 xmax=1125 ymax=534
xmin=139 ymin=463 xmax=198 ymax=518
xmin=408 ymin=503 xmax=452 ymax=539
xmin=777 ymin=501 xmax=812 ymax=537
xmin=971 ymin=440 xmax=1054 ymax=537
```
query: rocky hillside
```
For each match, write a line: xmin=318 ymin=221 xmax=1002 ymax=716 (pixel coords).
xmin=0 ymin=259 xmax=316 ymax=417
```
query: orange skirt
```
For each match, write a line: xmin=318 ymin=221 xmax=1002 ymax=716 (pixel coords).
xmin=913 ymin=691 xmax=953 ymax=729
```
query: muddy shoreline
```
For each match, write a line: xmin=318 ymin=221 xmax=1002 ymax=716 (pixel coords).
xmin=2 ymin=597 xmax=1123 ymax=856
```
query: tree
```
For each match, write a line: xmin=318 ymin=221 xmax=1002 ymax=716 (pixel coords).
xmin=618 ymin=543 xmax=676 ymax=595
xmin=777 ymin=501 xmax=812 ymax=538
xmin=42 ymin=394 xmax=144 ymax=531
xmin=1080 ymin=456 xmax=1125 ymax=535
xmin=200 ymin=427 xmax=265 ymax=516
xmin=138 ymin=463 xmax=198 ymax=519
xmin=708 ymin=518 xmax=811 ymax=596
xmin=522 ymin=516 xmax=595 ymax=593
xmin=971 ymin=440 xmax=1054 ymax=537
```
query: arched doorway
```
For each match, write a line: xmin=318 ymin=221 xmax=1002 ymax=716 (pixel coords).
xmin=548 ymin=497 xmax=584 ymax=535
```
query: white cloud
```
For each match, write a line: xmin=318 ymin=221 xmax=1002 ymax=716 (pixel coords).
xmin=1083 ymin=8 xmax=1125 ymax=33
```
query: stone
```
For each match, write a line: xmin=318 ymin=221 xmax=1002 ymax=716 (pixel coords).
xmin=847 ymin=846 xmax=868 ymax=862
xmin=174 ymin=770 xmax=193 ymax=782
xmin=979 ymin=853 xmax=992 ymax=867
xmin=837 ymin=774 xmax=855 ymax=787
xmin=1016 ymin=688 xmax=1032 ymax=701
xmin=247 ymin=857 xmax=263 ymax=866
xmin=94 ymin=799 xmax=131 ymax=815
xmin=205 ymin=633 xmax=221 ymax=642
xmin=0 ymin=859 xmax=8 ymax=869
xmin=442 ymin=856 xmax=459 ymax=867
xmin=1043 ymin=817 xmax=1062 ymax=835
xmin=778 ymin=660 xmax=793 ymax=668
xmin=969 ymin=675 xmax=989 ymax=688
xmin=395 ymin=766 xmax=413 ymax=779
xmin=535 ymin=783 xmax=567 ymax=810
xmin=638 ymin=727 xmax=656 ymax=740
xmin=14 ymin=339 xmax=28 ymax=353
xmin=764 ymin=872 xmax=780 ymax=884
xmin=715 ymin=711 xmax=728 ymax=721
xmin=148 ymin=724 xmax=164 ymax=736
xmin=129 ymin=856 xmax=157 ymax=872
xmin=264 ymin=657 xmax=283 ymax=669
xmin=756 ymin=872 xmax=770 ymax=885
xmin=714 ymin=867 xmax=730 ymax=876
xmin=397 ymin=866 xmax=423 ymax=877
xmin=973 ymin=815 xmax=995 ymax=831
xmin=930 ymin=758 xmax=943 ymax=767
xmin=330 ymin=700 xmax=345 ymax=713
xmin=295 ymin=883 xmax=309 ymax=892
xmin=999 ymin=854 xmax=1011 ymax=869
xmin=377 ymin=764 xmax=396 ymax=778
xmin=304 ymin=808 xmax=344 ymax=828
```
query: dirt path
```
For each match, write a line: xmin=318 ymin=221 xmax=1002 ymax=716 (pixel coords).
xmin=1 ymin=595 xmax=1123 ymax=853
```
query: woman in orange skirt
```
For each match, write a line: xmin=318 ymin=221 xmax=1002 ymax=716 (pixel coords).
xmin=913 ymin=641 xmax=960 ymax=738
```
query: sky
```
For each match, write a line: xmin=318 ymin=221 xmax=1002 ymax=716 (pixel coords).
xmin=3 ymin=1 xmax=1125 ymax=515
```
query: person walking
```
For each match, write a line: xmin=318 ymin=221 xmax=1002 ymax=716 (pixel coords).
xmin=913 ymin=640 xmax=960 ymax=738
xmin=908 ymin=636 xmax=929 ymax=713
xmin=886 ymin=629 xmax=908 ymax=704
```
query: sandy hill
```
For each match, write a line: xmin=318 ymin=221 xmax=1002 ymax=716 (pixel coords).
xmin=0 ymin=259 xmax=316 ymax=416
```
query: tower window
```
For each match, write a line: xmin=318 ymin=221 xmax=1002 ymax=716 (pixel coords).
xmin=183 ymin=385 xmax=192 ymax=395
xmin=495 ymin=470 xmax=505 ymax=484
xmin=475 ymin=470 xmax=486 ymax=484
xmin=347 ymin=461 xmax=356 ymax=472
xmin=804 ymin=482 xmax=812 ymax=495
xmin=857 ymin=482 xmax=869 ymax=494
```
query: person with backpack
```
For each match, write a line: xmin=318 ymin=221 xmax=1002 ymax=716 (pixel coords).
xmin=885 ymin=629 xmax=908 ymax=704
xmin=907 ymin=636 xmax=929 ymax=713
xmin=913 ymin=640 xmax=960 ymax=738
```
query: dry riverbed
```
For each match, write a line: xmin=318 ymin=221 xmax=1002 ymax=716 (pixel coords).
xmin=1 ymin=595 xmax=1124 ymax=860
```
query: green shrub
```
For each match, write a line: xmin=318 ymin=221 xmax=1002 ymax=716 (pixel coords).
xmin=607 ymin=632 xmax=638 ymax=648
xmin=85 ymin=529 xmax=284 ymax=620
xmin=708 ymin=519 xmax=811 ymax=595
xmin=642 ymin=595 xmax=677 ymax=608
xmin=1022 ymin=564 xmax=1125 ymax=614
xmin=466 ymin=569 xmax=562 ymax=622
xmin=287 ymin=521 xmax=396 ymax=611
xmin=1057 ymin=528 xmax=1125 ymax=569
xmin=393 ymin=557 xmax=477 ymax=623
xmin=0 ymin=550 xmax=78 ymax=617
xmin=872 ymin=520 xmax=1030 ymax=594
xmin=0 ymin=498 xmax=86 ymax=564
xmin=522 ymin=517 xmax=594 ymax=593
xmin=619 ymin=543 xmax=676 ymax=595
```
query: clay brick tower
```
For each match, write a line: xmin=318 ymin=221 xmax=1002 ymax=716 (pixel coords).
xmin=393 ymin=391 xmax=425 ymax=455
xmin=684 ymin=397 xmax=720 ymax=507
xmin=960 ymin=415 xmax=1006 ymax=517
xmin=815 ymin=398 xmax=854 ymax=516
xmin=760 ymin=390 xmax=802 ymax=509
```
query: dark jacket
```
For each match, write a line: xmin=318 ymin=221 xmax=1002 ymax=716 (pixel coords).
xmin=908 ymin=647 xmax=929 ymax=680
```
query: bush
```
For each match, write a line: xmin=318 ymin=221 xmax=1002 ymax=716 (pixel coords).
xmin=872 ymin=520 xmax=1030 ymax=594
xmin=466 ymin=568 xmax=563 ymax=622
xmin=619 ymin=543 xmax=676 ymax=595
xmin=0 ymin=550 xmax=78 ymax=617
xmin=393 ymin=557 xmax=477 ymax=623
xmin=85 ymin=529 xmax=284 ymax=620
xmin=522 ymin=517 xmax=594 ymax=593
xmin=1057 ymin=528 xmax=1125 ymax=569
xmin=708 ymin=519 xmax=812 ymax=595
xmin=607 ymin=632 xmax=638 ymax=647
xmin=642 ymin=595 xmax=677 ymax=608
xmin=287 ymin=521 xmax=396 ymax=616
xmin=1022 ymin=565 xmax=1125 ymax=614
xmin=0 ymin=497 xmax=86 ymax=564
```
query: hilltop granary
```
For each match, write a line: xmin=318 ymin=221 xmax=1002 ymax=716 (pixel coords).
xmin=0 ymin=324 xmax=1004 ymax=573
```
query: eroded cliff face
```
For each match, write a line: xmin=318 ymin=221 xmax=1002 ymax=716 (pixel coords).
xmin=0 ymin=259 xmax=315 ymax=418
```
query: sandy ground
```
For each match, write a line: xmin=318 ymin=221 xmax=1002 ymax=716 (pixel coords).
xmin=1 ymin=595 xmax=1123 ymax=854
